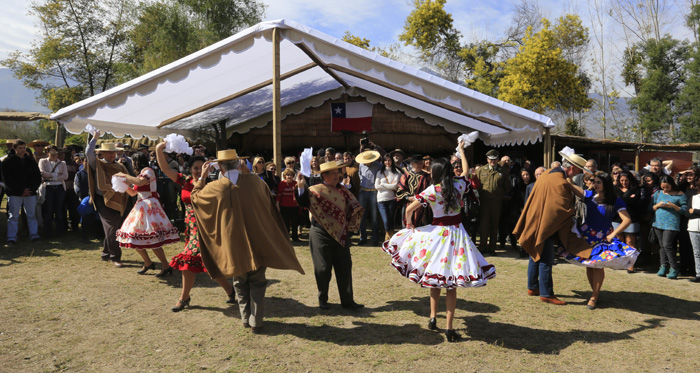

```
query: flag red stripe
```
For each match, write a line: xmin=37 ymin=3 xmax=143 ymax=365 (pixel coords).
xmin=331 ymin=117 xmax=372 ymax=132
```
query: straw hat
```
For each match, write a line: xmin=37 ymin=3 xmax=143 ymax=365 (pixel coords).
xmin=313 ymin=160 xmax=346 ymax=174
xmin=214 ymin=149 xmax=248 ymax=162
xmin=3 ymin=139 xmax=17 ymax=147
xmin=95 ymin=142 xmax=123 ymax=152
xmin=355 ymin=150 xmax=380 ymax=164
xmin=28 ymin=139 xmax=50 ymax=148
xmin=558 ymin=147 xmax=589 ymax=172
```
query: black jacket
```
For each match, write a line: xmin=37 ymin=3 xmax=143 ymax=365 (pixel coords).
xmin=1 ymin=150 xmax=42 ymax=196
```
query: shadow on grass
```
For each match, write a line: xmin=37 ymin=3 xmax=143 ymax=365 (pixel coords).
xmin=0 ymin=234 xmax=107 ymax=267
xmin=262 ymin=320 xmax=445 ymax=345
xmin=156 ymin=273 xmax=282 ymax=290
xmin=372 ymin=297 xmax=500 ymax=318
xmin=462 ymin=315 xmax=664 ymax=354
xmin=569 ymin=290 xmax=700 ymax=321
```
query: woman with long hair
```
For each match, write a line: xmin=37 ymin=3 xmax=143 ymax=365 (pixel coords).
xmin=561 ymin=172 xmax=639 ymax=309
xmin=252 ymin=156 xmax=266 ymax=178
xmin=614 ymin=171 xmax=643 ymax=273
xmin=115 ymin=153 xmax=180 ymax=277
xmin=155 ymin=142 xmax=236 ymax=311
xmin=383 ymin=143 xmax=495 ymax=342
xmin=376 ymin=153 xmax=402 ymax=241
xmin=652 ymin=175 xmax=687 ymax=279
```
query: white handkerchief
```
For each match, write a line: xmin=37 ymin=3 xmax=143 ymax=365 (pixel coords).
xmin=111 ymin=176 xmax=128 ymax=193
xmin=85 ymin=124 xmax=96 ymax=136
xmin=164 ymin=133 xmax=193 ymax=155
xmin=455 ymin=131 xmax=480 ymax=158
xmin=300 ymin=147 xmax=313 ymax=177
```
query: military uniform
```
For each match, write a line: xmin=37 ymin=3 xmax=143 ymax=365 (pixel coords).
xmin=477 ymin=161 xmax=510 ymax=253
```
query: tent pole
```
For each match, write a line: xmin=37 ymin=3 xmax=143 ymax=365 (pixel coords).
xmin=635 ymin=146 xmax=640 ymax=171
xmin=54 ymin=121 xmax=64 ymax=148
xmin=544 ymin=128 xmax=551 ymax=166
xmin=272 ymin=27 xmax=282 ymax=176
xmin=218 ymin=120 xmax=227 ymax=151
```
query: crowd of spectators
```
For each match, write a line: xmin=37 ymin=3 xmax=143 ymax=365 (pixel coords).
xmin=1 ymin=137 xmax=698 ymax=283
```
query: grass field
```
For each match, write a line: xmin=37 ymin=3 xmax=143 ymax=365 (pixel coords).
xmin=1 ymin=232 xmax=699 ymax=372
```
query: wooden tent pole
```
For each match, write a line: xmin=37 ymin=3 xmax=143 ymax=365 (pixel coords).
xmin=272 ymin=27 xmax=282 ymax=176
xmin=544 ymin=128 xmax=551 ymax=166
xmin=635 ymin=146 xmax=640 ymax=171
xmin=54 ymin=121 xmax=64 ymax=148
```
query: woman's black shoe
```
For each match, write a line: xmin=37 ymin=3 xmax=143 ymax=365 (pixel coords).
xmin=445 ymin=329 xmax=461 ymax=342
xmin=428 ymin=318 xmax=438 ymax=330
xmin=136 ymin=262 xmax=156 ymax=275
xmin=171 ymin=297 xmax=190 ymax=312
xmin=226 ymin=288 xmax=237 ymax=304
xmin=155 ymin=266 xmax=173 ymax=278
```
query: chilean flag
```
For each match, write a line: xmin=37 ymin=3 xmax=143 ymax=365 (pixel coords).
xmin=331 ymin=102 xmax=373 ymax=132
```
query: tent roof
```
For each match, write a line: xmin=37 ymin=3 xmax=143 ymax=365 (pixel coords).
xmin=51 ymin=19 xmax=555 ymax=146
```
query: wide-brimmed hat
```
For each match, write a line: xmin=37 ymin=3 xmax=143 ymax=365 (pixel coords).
xmin=558 ymin=147 xmax=589 ymax=172
xmin=28 ymin=139 xmax=50 ymax=147
xmin=95 ymin=142 xmax=123 ymax=152
xmin=313 ymin=160 xmax=346 ymax=174
xmin=355 ymin=150 xmax=380 ymax=164
xmin=3 ymin=139 xmax=17 ymax=147
xmin=408 ymin=154 xmax=424 ymax=163
xmin=390 ymin=148 xmax=407 ymax=158
xmin=214 ymin=149 xmax=248 ymax=162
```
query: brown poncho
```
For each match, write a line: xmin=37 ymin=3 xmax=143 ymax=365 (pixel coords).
xmin=513 ymin=168 xmax=591 ymax=261
xmin=87 ymin=159 xmax=128 ymax=215
xmin=308 ymin=183 xmax=364 ymax=247
xmin=191 ymin=173 xmax=305 ymax=279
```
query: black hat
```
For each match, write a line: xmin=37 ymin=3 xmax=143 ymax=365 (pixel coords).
xmin=390 ymin=149 xmax=407 ymax=158
xmin=486 ymin=149 xmax=499 ymax=160
xmin=409 ymin=154 xmax=424 ymax=163
xmin=137 ymin=143 xmax=149 ymax=150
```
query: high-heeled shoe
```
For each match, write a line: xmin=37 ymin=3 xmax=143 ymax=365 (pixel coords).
xmin=445 ymin=329 xmax=461 ymax=342
xmin=428 ymin=318 xmax=438 ymax=330
xmin=226 ymin=288 xmax=237 ymax=304
xmin=171 ymin=297 xmax=190 ymax=312
xmin=155 ymin=266 xmax=174 ymax=278
xmin=136 ymin=262 xmax=156 ymax=275
xmin=587 ymin=298 xmax=597 ymax=310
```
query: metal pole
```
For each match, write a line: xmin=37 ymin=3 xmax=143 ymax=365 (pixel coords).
xmin=272 ymin=28 xmax=282 ymax=176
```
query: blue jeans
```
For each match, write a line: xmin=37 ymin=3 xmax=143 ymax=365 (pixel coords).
xmin=527 ymin=236 xmax=554 ymax=297
xmin=359 ymin=190 xmax=379 ymax=242
xmin=43 ymin=185 xmax=66 ymax=238
xmin=7 ymin=195 xmax=40 ymax=242
xmin=377 ymin=199 xmax=397 ymax=233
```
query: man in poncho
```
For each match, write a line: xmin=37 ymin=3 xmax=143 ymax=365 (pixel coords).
xmin=191 ymin=149 xmax=304 ymax=333
xmin=513 ymin=148 xmax=592 ymax=305
xmin=295 ymin=161 xmax=365 ymax=310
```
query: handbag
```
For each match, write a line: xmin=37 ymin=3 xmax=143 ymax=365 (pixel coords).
xmin=37 ymin=160 xmax=61 ymax=204
xmin=648 ymin=228 xmax=658 ymax=245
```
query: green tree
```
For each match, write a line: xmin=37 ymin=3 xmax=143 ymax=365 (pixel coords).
xmin=2 ymin=0 xmax=134 ymax=112
xmin=341 ymin=31 xmax=400 ymax=60
xmin=497 ymin=19 xmax=592 ymax=116
xmin=118 ymin=0 xmax=265 ymax=82
xmin=564 ymin=118 xmax=586 ymax=137
xmin=677 ymin=4 xmax=700 ymax=142
xmin=626 ymin=36 xmax=689 ymax=142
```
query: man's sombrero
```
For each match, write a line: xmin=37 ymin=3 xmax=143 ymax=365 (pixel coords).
xmin=3 ymin=139 xmax=17 ymax=147
xmin=95 ymin=142 xmax=123 ymax=152
xmin=390 ymin=148 xmax=407 ymax=158
xmin=214 ymin=149 xmax=248 ymax=162
xmin=355 ymin=150 xmax=380 ymax=164
xmin=558 ymin=146 xmax=589 ymax=173
xmin=28 ymin=139 xmax=50 ymax=147
xmin=313 ymin=160 xmax=346 ymax=174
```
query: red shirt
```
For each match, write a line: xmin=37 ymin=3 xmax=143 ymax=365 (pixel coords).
xmin=276 ymin=180 xmax=298 ymax=207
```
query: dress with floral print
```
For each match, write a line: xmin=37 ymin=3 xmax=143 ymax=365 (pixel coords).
xmin=382 ymin=177 xmax=496 ymax=289
xmin=168 ymin=174 xmax=206 ymax=272
xmin=116 ymin=167 xmax=181 ymax=249
xmin=558 ymin=190 xmax=639 ymax=269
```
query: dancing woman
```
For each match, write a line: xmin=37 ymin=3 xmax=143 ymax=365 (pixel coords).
xmin=115 ymin=153 xmax=181 ymax=276
xmin=154 ymin=142 xmax=236 ymax=311
xmin=383 ymin=143 xmax=496 ymax=342
xmin=560 ymin=172 xmax=639 ymax=309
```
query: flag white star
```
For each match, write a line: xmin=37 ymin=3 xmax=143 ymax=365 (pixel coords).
xmin=334 ymin=106 xmax=343 ymax=115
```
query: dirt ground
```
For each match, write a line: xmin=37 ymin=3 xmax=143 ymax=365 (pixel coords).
xmin=1 ymin=233 xmax=699 ymax=372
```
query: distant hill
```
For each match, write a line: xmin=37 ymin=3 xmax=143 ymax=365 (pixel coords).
xmin=0 ymin=68 xmax=49 ymax=113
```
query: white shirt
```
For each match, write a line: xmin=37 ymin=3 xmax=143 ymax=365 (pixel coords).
xmin=223 ymin=170 xmax=239 ymax=185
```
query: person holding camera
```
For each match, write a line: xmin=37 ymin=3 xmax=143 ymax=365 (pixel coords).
xmin=355 ymin=138 xmax=386 ymax=245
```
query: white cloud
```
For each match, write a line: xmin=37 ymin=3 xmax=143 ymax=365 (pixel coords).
xmin=0 ymin=0 xmax=39 ymax=60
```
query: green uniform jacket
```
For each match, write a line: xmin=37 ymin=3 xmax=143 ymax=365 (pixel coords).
xmin=477 ymin=164 xmax=510 ymax=200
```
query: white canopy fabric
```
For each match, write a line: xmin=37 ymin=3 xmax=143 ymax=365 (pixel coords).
xmin=51 ymin=19 xmax=555 ymax=146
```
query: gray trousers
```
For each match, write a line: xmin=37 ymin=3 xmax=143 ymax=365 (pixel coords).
xmin=233 ymin=267 xmax=267 ymax=327
xmin=309 ymin=225 xmax=354 ymax=305
xmin=93 ymin=194 xmax=124 ymax=261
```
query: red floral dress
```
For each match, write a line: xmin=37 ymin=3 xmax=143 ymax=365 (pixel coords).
xmin=168 ymin=174 xmax=206 ymax=272
xmin=116 ymin=168 xmax=181 ymax=249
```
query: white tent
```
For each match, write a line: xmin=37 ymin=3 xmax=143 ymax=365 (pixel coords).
xmin=51 ymin=19 xmax=555 ymax=154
